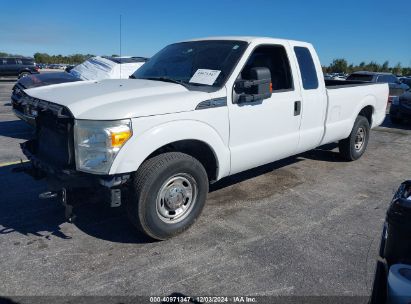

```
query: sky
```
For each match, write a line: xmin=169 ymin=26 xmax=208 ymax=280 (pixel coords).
xmin=0 ymin=0 xmax=410 ymax=66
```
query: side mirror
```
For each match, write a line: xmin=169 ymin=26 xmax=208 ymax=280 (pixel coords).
xmin=234 ymin=67 xmax=272 ymax=103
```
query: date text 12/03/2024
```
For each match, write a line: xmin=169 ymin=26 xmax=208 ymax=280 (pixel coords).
xmin=149 ymin=296 xmax=257 ymax=303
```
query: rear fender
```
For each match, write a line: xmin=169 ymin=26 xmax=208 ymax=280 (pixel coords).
xmin=345 ymin=95 xmax=378 ymax=138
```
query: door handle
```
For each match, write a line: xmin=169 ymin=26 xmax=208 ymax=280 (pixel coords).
xmin=294 ymin=101 xmax=301 ymax=116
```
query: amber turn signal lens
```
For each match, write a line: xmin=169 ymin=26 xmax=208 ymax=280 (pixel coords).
xmin=111 ymin=130 xmax=132 ymax=148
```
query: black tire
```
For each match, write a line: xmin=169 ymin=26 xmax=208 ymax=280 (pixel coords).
xmin=126 ymin=152 xmax=209 ymax=240
xmin=18 ymin=72 xmax=30 ymax=79
xmin=338 ymin=115 xmax=370 ymax=161
xmin=390 ymin=115 xmax=402 ymax=124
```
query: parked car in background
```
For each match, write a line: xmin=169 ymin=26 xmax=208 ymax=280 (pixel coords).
xmin=370 ymin=180 xmax=411 ymax=304
xmin=389 ymin=91 xmax=411 ymax=124
xmin=36 ymin=63 xmax=48 ymax=69
xmin=0 ymin=57 xmax=39 ymax=79
xmin=48 ymin=64 xmax=65 ymax=70
xmin=347 ymin=71 xmax=409 ymax=96
xmin=324 ymin=73 xmax=347 ymax=81
xmin=399 ymin=77 xmax=411 ymax=88
xmin=12 ymin=56 xmax=148 ymax=125
xmin=65 ymin=64 xmax=76 ymax=72
xmin=332 ymin=74 xmax=347 ymax=81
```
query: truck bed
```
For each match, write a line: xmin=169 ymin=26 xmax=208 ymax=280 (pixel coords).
xmin=320 ymin=81 xmax=389 ymax=146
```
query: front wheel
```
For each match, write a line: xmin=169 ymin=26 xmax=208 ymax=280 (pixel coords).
xmin=126 ymin=152 xmax=209 ymax=240
xmin=338 ymin=115 xmax=370 ymax=161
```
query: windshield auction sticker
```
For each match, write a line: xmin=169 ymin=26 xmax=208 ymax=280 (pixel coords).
xmin=189 ymin=69 xmax=221 ymax=85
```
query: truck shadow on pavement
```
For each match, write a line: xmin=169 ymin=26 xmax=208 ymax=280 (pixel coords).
xmin=298 ymin=143 xmax=345 ymax=163
xmin=210 ymin=155 xmax=303 ymax=193
xmin=0 ymin=164 xmax=154 ymax=244
xmin=0 ymin=146 xmax=346 ymax=244
xmin=0 ymin=120 xmax=34 ymax=140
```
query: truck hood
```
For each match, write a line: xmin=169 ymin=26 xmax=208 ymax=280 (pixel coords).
xmin=24 ymin=79 xmax=212 ymax=119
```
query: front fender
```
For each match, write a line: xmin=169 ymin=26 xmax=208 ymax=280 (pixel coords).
xmin=109 ymin=118 xmax=230 ymax=180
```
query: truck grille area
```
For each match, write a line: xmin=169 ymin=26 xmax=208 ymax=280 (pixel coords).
xmin=21 ymin=95 xmax=75 ymax=170
xmin=37 ymin=112 xmax=74 ymax=168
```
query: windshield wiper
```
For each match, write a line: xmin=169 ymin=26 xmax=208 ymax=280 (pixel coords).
xmin=141 ymin=77 xmax=189 ymax=88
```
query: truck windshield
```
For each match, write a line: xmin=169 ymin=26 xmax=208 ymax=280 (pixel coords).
xmin=132 ymin=40 xmax=248 ymax=89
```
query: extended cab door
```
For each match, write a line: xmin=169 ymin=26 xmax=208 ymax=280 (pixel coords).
xmin=289 ymin=43 xmax=328 ymax=153
xmin=228 ymin=43 xmax=302 ymax=175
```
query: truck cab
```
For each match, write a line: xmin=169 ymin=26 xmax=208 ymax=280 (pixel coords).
xmin=19 ymin=37 xmax=388 ymax=240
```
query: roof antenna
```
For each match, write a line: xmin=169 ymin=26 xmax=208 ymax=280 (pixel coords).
xmin=119 ymin=14 xmax=122 ymax=79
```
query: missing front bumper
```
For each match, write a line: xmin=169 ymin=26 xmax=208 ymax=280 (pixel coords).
xmin=19 ymin=141 xmax=130 ymax=211
xmin=21 ymin=140 xmax=130 ymax=189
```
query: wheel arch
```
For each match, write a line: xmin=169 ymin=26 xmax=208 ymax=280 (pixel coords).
xmin=144 ymin=139 xmax=220 ymax=182
xmin=358 ymin=104 xmax=374 ymax=126
xmin=109 ymin=119 xmax=230 ymax=181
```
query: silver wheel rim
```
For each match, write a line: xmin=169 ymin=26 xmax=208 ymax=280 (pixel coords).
xmin=354 ymin=127 xmax=366 ymax=151
xmin=156 ymin=173 xmax=197 ymax=224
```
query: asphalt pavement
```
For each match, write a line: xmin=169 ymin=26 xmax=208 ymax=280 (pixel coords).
xmin=0 ymin=79 xmax=410 ymax=299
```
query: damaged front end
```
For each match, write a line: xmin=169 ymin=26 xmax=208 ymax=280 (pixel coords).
xmin=19 ymin=95 xmax=130 ymax=221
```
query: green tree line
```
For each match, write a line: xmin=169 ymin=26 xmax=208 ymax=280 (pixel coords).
xmin=33 ymin=53 xmax=95 ymax=65
xmin=1 ymin=51 xmax=410 ymax=75
xmin=323 ymin=58 xmax=411 ymax=76
xmin=0 ymin=51 xmax=95 ymax=65
xmin=0 ymin=51 xmax=24 ymax=57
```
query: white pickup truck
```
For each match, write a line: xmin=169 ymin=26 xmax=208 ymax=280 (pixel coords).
xmin=20 ymin=37 xmax=388 ymax=240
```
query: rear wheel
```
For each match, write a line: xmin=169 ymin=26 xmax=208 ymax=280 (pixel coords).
xmin=339 ymin=115 xmax=370 ymax=161
xmin=126 ymin=152 xmax=209 ymax=240
xmin=18 ymin=72 xmax=30 ymax=79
